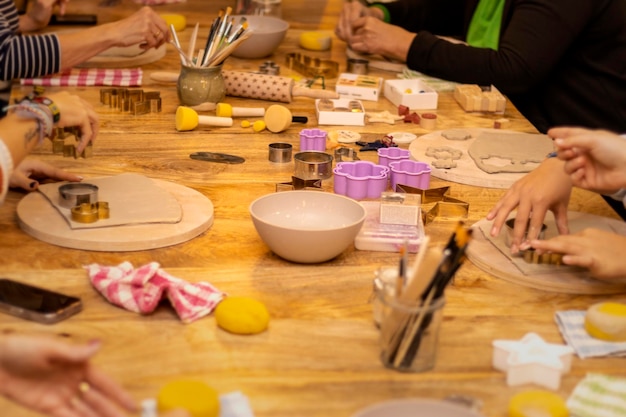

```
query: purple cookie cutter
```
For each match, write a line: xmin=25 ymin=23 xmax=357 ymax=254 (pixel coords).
xmin=377 ymin=147 xmax=410 ymax=167
xmin=300 ymin=128 xmax=327 ymax=152
xmin=334 ymin=161 xmax=390 ymax=200
xmin=389 ymin=160 xmax=432 ymax=191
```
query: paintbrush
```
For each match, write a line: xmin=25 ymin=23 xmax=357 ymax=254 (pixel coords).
xmin=187 ymin=22 xmax=200 ymax=66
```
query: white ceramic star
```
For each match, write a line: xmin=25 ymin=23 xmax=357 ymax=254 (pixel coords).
xmin=492 ymin=332 xmax=574 ymax=390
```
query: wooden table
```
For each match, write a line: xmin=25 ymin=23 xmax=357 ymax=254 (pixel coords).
xmin=1 ymin=1 xmax=624 ymax=416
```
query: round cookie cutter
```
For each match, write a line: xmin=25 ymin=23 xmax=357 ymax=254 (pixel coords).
xmin=294 ymin=151 xmax=334 ymax=180
xmin=58 ymin=183 xmax=99 ymax=208
xmin=268 ymin=142 xmax=293 ymax=163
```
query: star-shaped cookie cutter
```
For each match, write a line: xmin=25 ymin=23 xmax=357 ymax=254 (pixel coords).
xmin=276 ymin=176 xmax=323 ymax=192
xmin=395 ymin=185 xmax=469 ymax=225
xmin=492 ymin=332 xmax=574 ymax=390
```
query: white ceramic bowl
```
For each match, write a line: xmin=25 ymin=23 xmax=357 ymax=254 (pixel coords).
xmin=249 ymin=191 xmax=366 ymax=263
xmin=351 ymin=399 xmax=485 ymax=417
xmin=230 ymin=15 xmax=289 ymax=59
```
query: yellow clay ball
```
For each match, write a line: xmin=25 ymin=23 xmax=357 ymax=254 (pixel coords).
xmin=215 ymin=296 xmax=270 ymax=335
xmin=508 ymin=390 xmax=568 ymax=417
xmin=157 ymin=380 xmax=219 ymax=417
xmin=160 ymin=14 xmax=186 ymax=32
xmin=585 ymin=301 xmax=626 ymax=342
xmin=241 ymin=120 xmax=251 ymax=128
xmin=252 ymin=120 xmax=266 ymax=132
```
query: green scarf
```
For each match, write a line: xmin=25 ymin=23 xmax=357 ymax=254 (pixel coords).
xmin=466 ymin=0 xmax=505 ymax=50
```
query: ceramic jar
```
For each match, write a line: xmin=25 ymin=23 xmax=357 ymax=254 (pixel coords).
xmin=177 ymin=64 xmax=226 ymax=107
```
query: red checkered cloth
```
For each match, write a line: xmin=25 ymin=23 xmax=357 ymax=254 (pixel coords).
xmin=84 ymin=262 xmax=224 ymax=323
xmin=133 ymin=0 xmax=185 ymax=4
xmin=21 ymin=68 xmax=143 ymax=87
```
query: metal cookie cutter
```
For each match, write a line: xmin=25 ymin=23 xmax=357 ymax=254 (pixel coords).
xmin=334 ymin=147 xmax=360 ymax=162
xmin=520 ymin=248 xmax=564 ymax=265
xmin=276 ymin=176 xmax=322 ymax=192
xmin=59 ymin=183 xmax=99 ymax=208
xmin=504 ymin=218 xmax=547 ymax=247
xmin=71 ymin=202 xmax=110 ymax=223
xmin=395 ymin=184 xmax=469 ymax=225
xmin=285 ymin=52 xmax=339 ymax=79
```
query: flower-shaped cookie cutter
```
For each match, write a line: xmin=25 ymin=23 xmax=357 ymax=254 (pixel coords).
xmin=333 ymin=161 xmax=389 ymax=200
xmin=377 ymin=147 xmax=411 ymax=167
xmin=299 ymin=128 xmax=327 ymax=152
xmin=389 ymin=160 xmax=432 ymax=191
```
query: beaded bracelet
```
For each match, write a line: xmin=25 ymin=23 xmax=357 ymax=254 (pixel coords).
xmin=4 ymin=102 xmax=54 ymax=145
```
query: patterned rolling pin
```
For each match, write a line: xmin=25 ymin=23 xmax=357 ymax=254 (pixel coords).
xmin=150 ymin=70 xmax=339 ymax=103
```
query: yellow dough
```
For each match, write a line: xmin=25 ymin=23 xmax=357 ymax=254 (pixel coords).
xmin=215 ymin=296 xmax=270 ymax=334
xmin=160 ymin=14 xmax=186 ymax=32
xmin=157 ymin=380 xmax=219 ymax=417
xmin=299 ymin=31 xmax=332 ymax=51
xmin=508 ymin=390 xmax=568 ymax=417
xmin=585 ymin=301 xmax=626 ymax=342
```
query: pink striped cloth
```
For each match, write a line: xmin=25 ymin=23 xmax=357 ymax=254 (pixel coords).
xmin=21 ymin=68 xmax=143 ymax=87
xmin=84 ymin=262 xmax=225 ymax=323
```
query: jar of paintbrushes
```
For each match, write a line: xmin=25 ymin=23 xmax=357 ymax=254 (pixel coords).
xmin=177 ymin=64 xmax=225 ymax=107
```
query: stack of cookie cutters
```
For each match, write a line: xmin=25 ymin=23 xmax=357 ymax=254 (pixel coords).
xmin=395 ymin=185 xmax=469 ymax=225
xmin=334 ymin=161 xmax=389 ymax=200
xmin=377 ymin=148 xmax=432 ymax=191
xmin=58 ymin=183 xmax=110 ymax=223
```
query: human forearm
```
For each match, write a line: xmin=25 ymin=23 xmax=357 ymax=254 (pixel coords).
xmin=0 ymin=112 xmax=41 ymax=168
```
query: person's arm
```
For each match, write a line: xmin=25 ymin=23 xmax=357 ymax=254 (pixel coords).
xmin=1 ymin=6 xmax=169 ymax=79
xmin=405 ymin=0 xmax=596 ymax=93
xmin=54 ymin=7 xmax=169 ymax=71
xmin=0 ymin=91 xmax=98 ymax=201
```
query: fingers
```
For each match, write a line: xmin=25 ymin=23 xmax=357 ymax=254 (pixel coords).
xmin=87 ymin=367 xmax=137 ymax=412
xmin=75 ymin=99 xmax=99 ymax=154
xmin=79 ymin=380 xmax=130 ymax=417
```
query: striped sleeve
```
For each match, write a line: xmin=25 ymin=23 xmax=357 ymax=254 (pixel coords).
xmin=0 ymin=0 xmax=61 ymax=81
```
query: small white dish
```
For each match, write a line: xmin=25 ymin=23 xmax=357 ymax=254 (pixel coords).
xmin=388 ymin=131 xmax=417 ymax=144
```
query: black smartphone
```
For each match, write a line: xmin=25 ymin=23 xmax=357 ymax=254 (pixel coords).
xmin=48 ymin=14 xmax=98 ymax=26
xmin=0 ymin=278 xmax=82 ymax=324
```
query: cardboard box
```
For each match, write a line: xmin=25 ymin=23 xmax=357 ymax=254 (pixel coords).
xmin=315 ymin=98 xmax=365 ymax=126
xmin=384 ymin=79 xmax=438 ymax=109
xmin=335 ymin=73 xmax=383 ymax=102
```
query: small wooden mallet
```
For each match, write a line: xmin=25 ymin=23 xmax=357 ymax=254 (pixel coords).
xmin=264 ymin=104 xmax=308 ymax=133
xmin=175 ymin=106 xmax=233 ymax=131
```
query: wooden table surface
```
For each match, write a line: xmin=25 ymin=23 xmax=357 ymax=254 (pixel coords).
xmin=1 ymin=1 xmax=624 ymax=416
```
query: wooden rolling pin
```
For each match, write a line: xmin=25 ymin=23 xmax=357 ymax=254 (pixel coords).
xmin=151 ymin=70 xmax=339 ymax=103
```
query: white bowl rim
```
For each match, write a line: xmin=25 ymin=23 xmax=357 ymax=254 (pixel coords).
xmin=230 ymin=14 xmax=290 ymax=32
xmin=351 ymin=398 xmax=485 ymax=417
xmin=249 ymin=191 xmax=366 ymax=232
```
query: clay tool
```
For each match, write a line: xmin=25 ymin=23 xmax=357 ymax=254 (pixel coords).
xmin=175 ymin=106 xmax=233 ymax=131
xmin=187 ymin=22 xmax=200 ymax=65
xmin=190 ymin=152 xmax=244 ymax=164
xmin=264 ymin=104 xmax=308 ymax=133
xmin=215 ymin=103 xmax=265 ymax=118
xmin=150 ymin=70 xmax=339 ymax=103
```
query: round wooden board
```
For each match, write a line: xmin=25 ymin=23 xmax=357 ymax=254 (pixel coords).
xmin=467 ymin=213 xmax=626 ymax=294
xmin=409 ymin=128 xmax=536 ymax=189
xmin=17 ymin=180 xmax=213 ymax=252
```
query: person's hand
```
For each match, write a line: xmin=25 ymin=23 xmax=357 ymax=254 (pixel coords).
xmin=487 ymin=158 xmax=573 ymax=253
xmin=106 ymin=7 xmax=170 ymax=50
xmin=0 ymin=334 xmax=137 ymax=417
xmin=23 ymin=0 xmax=70 ymax=30
xmin=335 ymin=1 xmax=379 ymax=41
xmin=530 ymin=228 xmax=626 ymax=281
xmin=549 ymin=127 xmax=626 ymax=194
xmin=9 ymin=158 xmax=82 ymax=192
xmin=47 ymin=91 xmax=99 ymax=154
xmin=347 ymin=17 xmax=416 ymax=62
